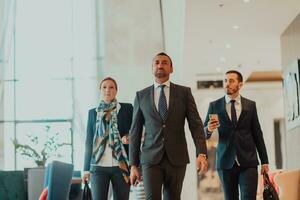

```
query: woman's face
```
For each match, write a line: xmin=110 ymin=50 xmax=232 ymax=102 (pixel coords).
xmin=100 ymin=80 xmax=117 ymax=103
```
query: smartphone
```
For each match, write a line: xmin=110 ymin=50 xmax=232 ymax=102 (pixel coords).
xmin=209 ymin=114 xmax=220 ymax=127
xmin=209 ymin=114 xmax=219 ymax=121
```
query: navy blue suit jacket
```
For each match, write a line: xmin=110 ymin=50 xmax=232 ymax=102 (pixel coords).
xmin=204 ymin=96 xmax=268 ymax=170
xmin=83 ymin=103 xmax=133 ymax=171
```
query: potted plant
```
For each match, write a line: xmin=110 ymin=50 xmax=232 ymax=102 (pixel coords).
xmin=12 ymin=125 xmax=71 ymax=167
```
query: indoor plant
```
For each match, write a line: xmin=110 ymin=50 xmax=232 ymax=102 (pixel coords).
xmin=12 ymin=125 xmax=71 ymax=167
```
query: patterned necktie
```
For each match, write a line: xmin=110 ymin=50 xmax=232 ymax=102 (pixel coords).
xmin=230 ymin=99 xmax=237 ymax=126
xmin=158 ymin=85 xmax=168 ymax=121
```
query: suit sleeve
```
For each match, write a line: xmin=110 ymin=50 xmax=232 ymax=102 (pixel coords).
xmin=118 ymin=103 xmax=133 ymax=137
xmin=83 ymin=109 xmax=95 ymax=171
xmin=251 ymin=102 xmax=269 ymax=165
xmin=203 ymin=102 xmax=213 ymax=139
xmin=129 ymin=93 xmax=144 ymax=166
xmin=127 ymin=104 xmax=133 ymax=131
xmin=186 ymin=88 xmax=207 ymax=156
xmin=119 ymin=103 xmax=133 ymax=156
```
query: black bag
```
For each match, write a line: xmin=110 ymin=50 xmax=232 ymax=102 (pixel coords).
xmin=82 ymin=180 xmax=92 ymax=200
xmin=263 ymin=172 xmax=279 ymax=200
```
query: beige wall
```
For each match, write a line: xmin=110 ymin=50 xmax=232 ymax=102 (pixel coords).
xmin=281 ymin=12 xmax=300 ymax=169
xmin=98 ymin=0 xmax=164 ymax=104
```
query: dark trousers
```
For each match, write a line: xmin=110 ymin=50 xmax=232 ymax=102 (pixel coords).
xmin=141 ymin=154 xmax=186 ymax=200
xmin=217 ymin=163 xmax=258 ymax=200
xmin=90 ymin=166 xmax=130 ymax=200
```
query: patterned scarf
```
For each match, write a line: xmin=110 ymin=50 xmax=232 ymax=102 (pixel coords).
xmin=92 ymin=99 xmax=130 ymax=183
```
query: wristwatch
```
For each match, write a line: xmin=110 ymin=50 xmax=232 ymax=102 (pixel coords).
xmin=199 ymin=154 xmax=207 ymax=160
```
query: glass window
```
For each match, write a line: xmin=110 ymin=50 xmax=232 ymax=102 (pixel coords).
xmin=15 ymin=0 xmax=73 ymax=80
xmin=0 ymin=82 xmax=14 ymax=121
xmin=1 ymin=122 xmax=15 ymax=169
xmin=2 ymin=0 xmax=76 ymax=170
xmin=16 ymin=80 xmax=72 ymax=120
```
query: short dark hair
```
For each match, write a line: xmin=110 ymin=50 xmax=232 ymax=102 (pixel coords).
xmin=100 ymin=77 xmax=118 ymax=90
xmin=155 ymin=52 xmax=173 ymax=67
xmin=226 ymin=70 xmax=243 ymax=82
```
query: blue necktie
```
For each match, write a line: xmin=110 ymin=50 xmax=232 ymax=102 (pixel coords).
xmin=158 ymin=85 xmax=168 ymax=121
xmin=230 ymin=100 xmax=237 ymax=126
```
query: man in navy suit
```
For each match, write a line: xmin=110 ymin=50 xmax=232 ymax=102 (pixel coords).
xmin=204 ymin=70 xmax=269 ymax=200
xmin=129 ymin=52 xmax=208 ymax=200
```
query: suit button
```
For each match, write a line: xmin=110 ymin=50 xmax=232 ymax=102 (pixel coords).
xmin=163 ymin=125 xmax=166 ymax=128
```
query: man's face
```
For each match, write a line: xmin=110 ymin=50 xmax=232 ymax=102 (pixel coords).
xmin=224 ymin=73 xmax=243 ymax=96
xmin=152 ymin=55 xmax=173 ymax=79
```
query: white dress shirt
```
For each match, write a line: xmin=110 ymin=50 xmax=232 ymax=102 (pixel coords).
xmin=225 ymin=95 xmax=242 ymax=165
xmin=225 ymin=94 xmax=242 ymax=121
xmin=153 ymin=80 xmax=170 ymax=110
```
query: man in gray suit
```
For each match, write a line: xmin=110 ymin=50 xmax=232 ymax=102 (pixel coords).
xmin=129 ymin=52 xmax=208 ymax=200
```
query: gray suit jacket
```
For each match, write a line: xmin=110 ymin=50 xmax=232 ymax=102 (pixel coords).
xmin=129 ymin=82 xmax=207 ymax=166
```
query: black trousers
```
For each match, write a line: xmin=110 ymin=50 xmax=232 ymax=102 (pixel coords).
xmin=90 ymin=166 xmax=130 ymax=200
xmin=141 ymin=154 xmax=186 ymax=200
xmin=218 ymin=163 xmax=258 ymax=200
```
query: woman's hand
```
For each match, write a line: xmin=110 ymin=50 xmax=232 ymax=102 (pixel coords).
xmin=121 ymin=134 xmax=129 ymax=144
xmin=82 ymin=172 xmax=90 ymax=183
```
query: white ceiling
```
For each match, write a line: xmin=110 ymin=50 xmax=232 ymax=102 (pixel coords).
xmin=183 ymin=0 xmax=300 ymax=79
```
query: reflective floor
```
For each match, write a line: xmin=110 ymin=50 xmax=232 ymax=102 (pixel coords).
xmin=198 ymin=170 xmax=224 ymax=200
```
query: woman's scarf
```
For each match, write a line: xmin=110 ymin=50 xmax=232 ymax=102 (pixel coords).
xmin=92 ymin=99 xmax=130 ymax=183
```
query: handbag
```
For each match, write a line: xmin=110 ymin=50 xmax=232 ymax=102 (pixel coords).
xmin=263 ymin=172 xmax=279 ymax=200
xmin=133 ymin=181 xmax=146 ymax=200
xmin=82 ymin=180 xmax=92 ymax=200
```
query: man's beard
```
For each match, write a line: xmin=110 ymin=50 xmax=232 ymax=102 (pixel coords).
xmin=154 ymin=71 xmax=167 ymax=78
xmin=225 ymin=87 xmax=238 ymax=95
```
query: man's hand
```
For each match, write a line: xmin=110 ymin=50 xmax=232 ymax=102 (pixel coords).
xmin=121 ymin=134 xmax=129 ymax=144
xmin=207 ymin=115 xmax=219 ymax=132
xmin=260 ymin=164 xmax=269 ymax=175
xmin=130 ymin=165 xmax=142 ymax=186
xmin=196 ymin=154 xmax=208 ymax=175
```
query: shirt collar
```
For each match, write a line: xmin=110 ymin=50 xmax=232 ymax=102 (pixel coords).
xmin=117 ymin=102 xmax=121 ymax=113
xmin=154 ymin=80 xmax=170 ymax=89
xmin=225 ymin=94 xmax=241 ymax=104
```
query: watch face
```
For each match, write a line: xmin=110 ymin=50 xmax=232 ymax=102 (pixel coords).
xmin=200 ymin=154 xmax=207 ymax=159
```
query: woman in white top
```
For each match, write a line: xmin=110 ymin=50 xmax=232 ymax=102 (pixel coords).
xmin=82 ymin=77 xmax=133 ymax=200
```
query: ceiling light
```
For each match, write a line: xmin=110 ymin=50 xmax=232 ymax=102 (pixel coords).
xmin=225 ymin=44 xmax=231 ymax=48
xmin=233 ymin=25 xmax=239 ymax=30
xmin=220 ymin=57 xmax=226 ymax=62
xmin=243 ymin=0 xmax=250 ymax=3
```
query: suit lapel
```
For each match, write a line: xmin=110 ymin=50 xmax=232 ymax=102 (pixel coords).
xmin=167 ymin=83 xmax=176 ymax=120
xmin=237 ymin=96 xmax=248 ymax=125
xmin=220 ymin=97 xmax=232 ymax=124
